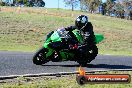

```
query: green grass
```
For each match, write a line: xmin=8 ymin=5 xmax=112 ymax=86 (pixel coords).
xmin=0 ymin=11 xmax=73 ymax=52
xmin=0 ymin=7 xmax=132 ymax=56
xmin=1 ymin=71 xmax=132 ymax=88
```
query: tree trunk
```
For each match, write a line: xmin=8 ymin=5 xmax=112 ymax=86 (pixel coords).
xmin=72 ymin=2 xmax=74 ymax=11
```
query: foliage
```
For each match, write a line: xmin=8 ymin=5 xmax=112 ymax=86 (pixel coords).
xmin=64 ymin=0 xmax=80 ymax=11
xmin=0 ymin=0 xmax=45 ymax=7
xmin=80 ymin=0 xmax=101 ymax=13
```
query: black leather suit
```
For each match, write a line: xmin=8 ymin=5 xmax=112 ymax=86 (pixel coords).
xmin=65 ymin=22 xmax=98 ymax=61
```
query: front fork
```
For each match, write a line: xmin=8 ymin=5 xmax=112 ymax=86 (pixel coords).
xmin=43 ymin=43 xmax=54 ymax=60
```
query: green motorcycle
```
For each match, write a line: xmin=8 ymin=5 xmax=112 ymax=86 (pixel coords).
xmin=33 ymin=28 xmax=104 ymax=66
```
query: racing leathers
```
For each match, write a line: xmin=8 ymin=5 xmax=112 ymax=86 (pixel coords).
xmin=65 ymin=22 xmax=98 ymax=61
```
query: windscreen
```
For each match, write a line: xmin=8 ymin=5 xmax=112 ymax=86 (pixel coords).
xmin=57 ymin=28 xmax=71 ymax=39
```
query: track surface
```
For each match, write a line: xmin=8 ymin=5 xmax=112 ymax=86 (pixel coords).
xmin=0 ymin=51 xmax=132 ymax=76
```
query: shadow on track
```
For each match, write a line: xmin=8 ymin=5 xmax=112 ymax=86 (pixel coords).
xmin=42 ymin=64 xmax=132 ymax=69
xmin=87 ymin=64 xmax=132 ymax=69
xmin=42 ymin=64 xmax=80 ymax=67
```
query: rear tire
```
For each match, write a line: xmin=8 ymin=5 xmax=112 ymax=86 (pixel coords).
xmin=77 ymin=60 xmax=88 ymax=67
xmin=33 ymin=47 xmax=48 ymax=65
xmin=87 ymin=45 xmax=98 ymax=63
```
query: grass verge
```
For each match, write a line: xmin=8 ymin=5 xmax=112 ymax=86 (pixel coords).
xmin=0 ymin=71 xmax=132 ymax=88
xmin=0 ymin=7 xmax=132 ymax=56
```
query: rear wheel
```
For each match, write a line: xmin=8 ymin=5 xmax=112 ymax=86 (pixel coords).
xmin=77 ymin=60 xmax=88 ymax=67
xmin=87 ymin=45 xmax=98 ymax=63
xmin=33 ymin=47 xmax=49 ymax=65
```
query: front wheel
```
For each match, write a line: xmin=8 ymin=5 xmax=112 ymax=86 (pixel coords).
xmin=33 ymin=47 xmax=49 ymax=65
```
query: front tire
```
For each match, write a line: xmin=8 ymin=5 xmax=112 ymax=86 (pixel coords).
xmin=33 ymin=47 xmax=48 ymax=65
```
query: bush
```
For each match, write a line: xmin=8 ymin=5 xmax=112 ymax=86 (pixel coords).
xmin=0 ymin=2 xmax=6 ymax=6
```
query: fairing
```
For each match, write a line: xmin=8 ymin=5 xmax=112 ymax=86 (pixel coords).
xmin=43 ymin=29 xmax=104 ymax=60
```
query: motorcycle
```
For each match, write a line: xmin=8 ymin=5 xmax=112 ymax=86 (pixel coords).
xmin=33 ymin=28 xmax=104 ymax=66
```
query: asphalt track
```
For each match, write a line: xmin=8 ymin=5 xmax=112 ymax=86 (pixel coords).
xmin=0 ymin=51 xmax=132 ymax=76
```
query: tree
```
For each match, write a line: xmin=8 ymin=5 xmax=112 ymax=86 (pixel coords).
xmin=64 ymin=0 xmax=80 ymax=11
xmin=102 ymin=0 xmax=113 ymax=15
xmin=0 ymin=0 xmax=2 ymax=4
xmin=0 ymin=0 xmax=2 ymax=6
xmin=119 ymin=0 xmax=132 ymax=19
xmin=80 ymin=0 xmax=88 ymax=11
xmin=80 ymin=0 xmax=101 ymax=13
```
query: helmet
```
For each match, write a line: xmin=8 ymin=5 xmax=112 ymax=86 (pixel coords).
xmin=75 ymin=15 xmax=88 ymax=30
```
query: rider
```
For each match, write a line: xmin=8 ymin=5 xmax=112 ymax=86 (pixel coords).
xmin=65 ymin=15 xmax=98 ymax=61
